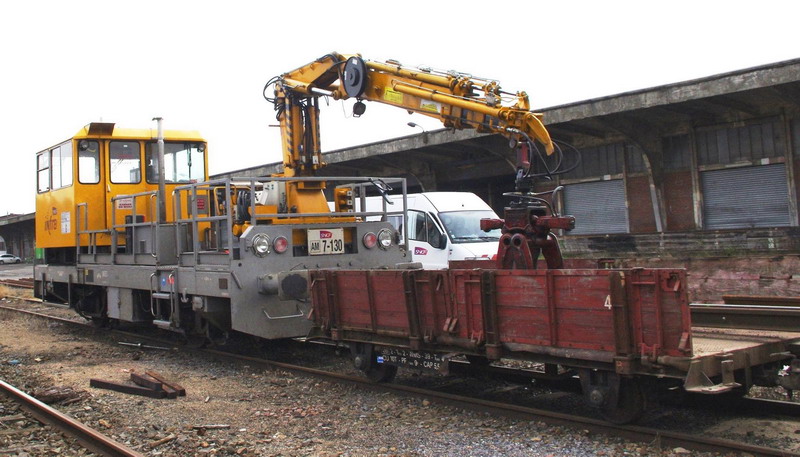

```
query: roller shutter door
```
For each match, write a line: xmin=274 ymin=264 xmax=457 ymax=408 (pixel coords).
xmin=701 ymin=164 xmax=790 ymax=229
xmin=563 ymin=180 xmax=628 ymax=235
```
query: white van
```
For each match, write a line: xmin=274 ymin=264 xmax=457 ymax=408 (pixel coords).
xmin=357 ymin=192 xmax=500 ymax=269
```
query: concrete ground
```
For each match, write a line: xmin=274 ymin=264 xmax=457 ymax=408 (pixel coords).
xmin=0 ymin=262 xmax=34 ymax=280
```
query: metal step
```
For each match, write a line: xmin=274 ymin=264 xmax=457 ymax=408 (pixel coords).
xmin=151 ymin=292 xmax=172 ymax=300
xmin=152 ymin=320 xmax=171 ymax=330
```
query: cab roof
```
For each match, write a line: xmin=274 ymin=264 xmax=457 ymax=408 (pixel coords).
xmin=73 ymin=122 xmax=204 ymax=142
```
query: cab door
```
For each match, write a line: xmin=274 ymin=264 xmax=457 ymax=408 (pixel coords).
xmin=105 ymin=140 xmax=149 ymax=238
xmin=406 ymin=210 xmax=449 ymax=269
xmin=74 ymin=139 xmax=108 ymax=247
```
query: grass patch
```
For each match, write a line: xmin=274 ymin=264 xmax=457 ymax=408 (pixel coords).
xmin=0 ymin=284 xmax=35 ymax=300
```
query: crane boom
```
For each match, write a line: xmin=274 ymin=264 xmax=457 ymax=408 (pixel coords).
xmin=265 ymin=52 xmax=556 ymax=215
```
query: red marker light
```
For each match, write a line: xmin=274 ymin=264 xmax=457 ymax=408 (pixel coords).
xmin=273 ymin=236 xmax=289 ymax=254
xmin=363 ymin=232 xmax=377 ymax=249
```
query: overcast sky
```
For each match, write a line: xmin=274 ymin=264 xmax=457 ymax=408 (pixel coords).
xmin=2 ymin=0 xmax=798 ymax=214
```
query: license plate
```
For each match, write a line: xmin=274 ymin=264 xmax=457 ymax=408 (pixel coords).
xmin=307 ymin=228 xmax=344 ymax=255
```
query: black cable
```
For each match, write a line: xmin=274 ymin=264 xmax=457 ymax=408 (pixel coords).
xmin=550 ymin=140 xmax=582 ymax=175
xmin=522 ymin=137 xmax=582 ymax=178
xmin=262 ymin=76 xmax=280 ymax=103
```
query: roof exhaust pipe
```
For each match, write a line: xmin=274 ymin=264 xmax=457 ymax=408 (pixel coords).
xmin=153 ymin=117 xmax=167 ymax=224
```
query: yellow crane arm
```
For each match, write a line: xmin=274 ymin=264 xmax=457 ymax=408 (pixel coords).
xmin=270 ymin=52 xmax=554 ymax=178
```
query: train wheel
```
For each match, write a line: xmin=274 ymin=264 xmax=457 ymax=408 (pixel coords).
xmin=90 ymin=316 xmax=110 ymax=328
xmin=601 ymin=378 xmax=645 ymax=424
xmin=465 ymin=355 xmax=491 ymax=366
xmin=365 ymin=363 xmax=398 ymax=383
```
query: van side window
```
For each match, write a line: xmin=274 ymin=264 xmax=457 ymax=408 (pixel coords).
xmin=408 ymin=210 xmax=444 ymax=248
xmin=408 ymin=210 xmax=425 ymax=242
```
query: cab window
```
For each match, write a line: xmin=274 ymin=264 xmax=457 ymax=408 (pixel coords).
xmin=145 ymin=142 xmax=206 ymax=183
xmin=78 ymin=140 xmax=100 ymax=184
xmin=37 ymin=151 xmax=50 ymax=193
xmin=50 ymin=142 xmax=73 ymax=189
xmin=109 ymin=141 xmax=141 ymax=184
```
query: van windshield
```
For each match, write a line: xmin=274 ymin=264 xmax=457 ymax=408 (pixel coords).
xmin=438 ymin=210 xmax=501 ymax=243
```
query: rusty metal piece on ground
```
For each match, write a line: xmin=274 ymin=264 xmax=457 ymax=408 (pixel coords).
xmin=192 ymin=424 xmax=231 ymax=430
xmin=131 ymin=372 xmax=178 ymax=399
xmin=32 ymin=385 xmax=88 ymax=405
xmin=118 ymin=341 xmax=173 ymax=351
xmin=145 ymin=433 xmax=177 ymax=449
xmin=130 ymin=372 xmax=162 ymax=390
xmin=0 ymin=379 xmax=145 ymax=457
xmin=89 ymin=379 xmax=167 ymax=399
xmin=145 ymin=370 xmax=186 ymax=396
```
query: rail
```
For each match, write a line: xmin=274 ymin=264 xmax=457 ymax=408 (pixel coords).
xmin=0 ymin=379 xmax=145 ymax=457
xmin=690 ymin=302 xmax=800 ymax=331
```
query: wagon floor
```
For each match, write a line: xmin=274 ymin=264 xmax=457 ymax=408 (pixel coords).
xmin=691 ymin=327 xmax=800 ymax=358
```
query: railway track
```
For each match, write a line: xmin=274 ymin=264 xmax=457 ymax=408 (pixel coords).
xmin=2 ymin=299 xmax=800 ymax=456
xmin=0 ymin=379 xmax=144 ymax=457
xmin=0 ymin=277 xmax=34 ymax=289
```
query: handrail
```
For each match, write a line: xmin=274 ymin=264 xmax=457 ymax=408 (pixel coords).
xmin=148 ymin=273 xmax=158 ymax=317
xmin=75 ymin=202 xmax=111 ymax=262
xmin=169 ymin=175 xmax=408 ymax=267
xmin=110 ymin=190 xmax=160 ymax=259
xmin=167 ymin=271 xmax=176 ymax=326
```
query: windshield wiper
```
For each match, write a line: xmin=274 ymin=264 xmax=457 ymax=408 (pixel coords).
xmin=452 ymin=235 xmax=498 ymax=242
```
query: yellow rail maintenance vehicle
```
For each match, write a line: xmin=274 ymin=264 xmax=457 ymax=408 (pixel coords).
xmin=35 ymin=121 xmax=208 ymax=263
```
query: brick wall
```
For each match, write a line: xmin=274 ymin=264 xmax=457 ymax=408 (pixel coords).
xmin=561 ymin=227 xmax=800 ymax=301
xmin=625 ymin=175 xmax=656 ymax=233
xmin=663 ymin=170 xmax=695 ymax=231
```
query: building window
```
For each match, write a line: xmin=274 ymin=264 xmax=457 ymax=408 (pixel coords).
xmin=626 ymin=145 xmax=648 ymax=174
xmin=663 ymin=135 xmax=692 ymax=171
xmin=696 ymin=118 xmax=784 ymax=166
xmin=563 ymin=142 xmax=625 ymax=180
